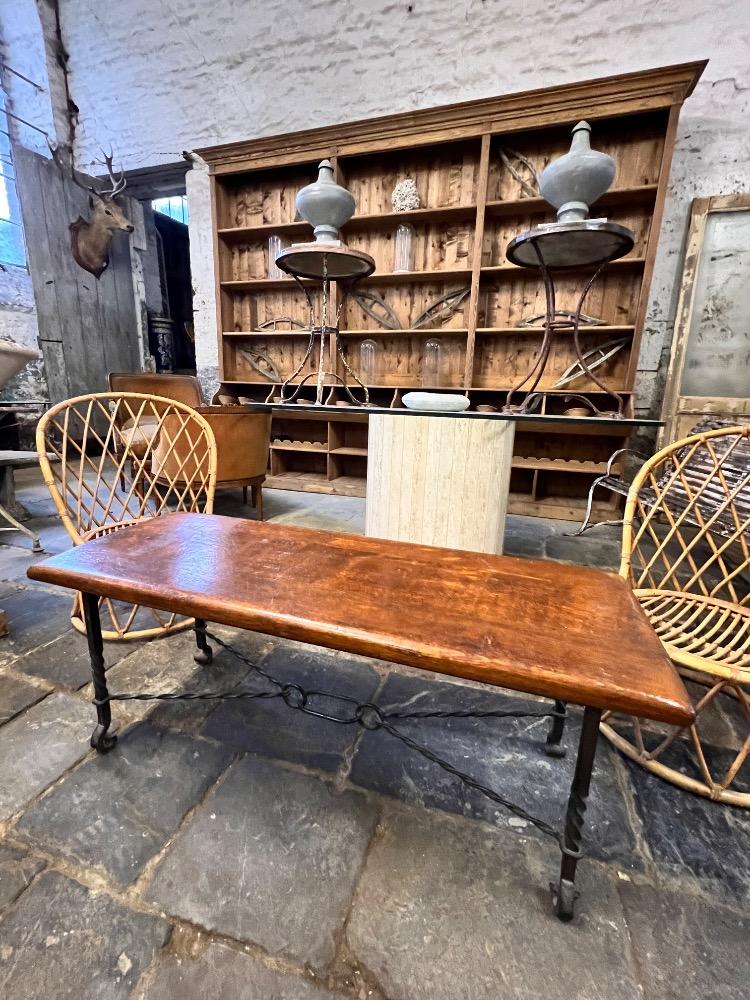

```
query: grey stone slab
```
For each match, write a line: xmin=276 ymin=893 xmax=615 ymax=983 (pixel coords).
xmin=202 ymin=643 xmax=381 ymax=771
xmin=625 ymin=747 xmax=750 ymax=902
xmin=349 ymin=674 xmax=640 ymax=867
xmin=545 ymin=532 xmax=621 ymax=569
xmin=13 ymin=628 xmax=134 ymax=689
xmin=0 ymin=870 xmax=168 ymax=998
xmin=0 ymin=691 xmax=92 ymax=821
xmin=83 ymin=631 xmax=212 ymax=725
xmin=0 ymin=841 xmax=45 ymax=911
xmin=18 ymin=722 xmax=233 ymax=885
xmin=135 ymin=941 xmax=346 ymax=999
xmin=147 ymin=627 xmax=280 ymax=733
xmin=148 ymin=755 xmax=379 ymax=969
xmin=620 ymin=880 xmax=750 ymax=1000
xmin=346 ymin=808 xmax=641 ymax=1000
xmin=0 ymin=670 xmax=49 ymax=722
xmin=0 ymin=586 xmax=73 ymax=665
xmin=502 ymin=514 xmax=553 ymax=558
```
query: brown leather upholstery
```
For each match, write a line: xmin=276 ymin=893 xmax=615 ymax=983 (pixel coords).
xmin=108 ymin=372 xmax=203 ymax=408
xmin=108 ymin=374 xmax=271 ymax=513
xmin=195 ymin=406 xmax=271 ymax=484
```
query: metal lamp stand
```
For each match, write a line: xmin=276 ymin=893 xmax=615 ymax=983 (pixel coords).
xmin=503 ymin=220 xmax=635 ymax=418
xmin=267 ymin=242 xmax=375 ymax=406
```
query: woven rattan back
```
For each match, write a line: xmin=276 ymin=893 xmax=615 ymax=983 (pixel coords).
xmin=36 ymin=393 xmax=217 ymax=642
xmin=620 ymin=425 xmax=750 ymax=606
xmin=37 ymin=392 xmax=217 ymax=544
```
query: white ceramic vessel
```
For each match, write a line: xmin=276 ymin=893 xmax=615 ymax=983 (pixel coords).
xmin=539 ymin=121 xmax=616 ymax=223
xmin=0 ymin=339 xmax=39 ymax=391
xmin=295 ymin=160 xmax=356 ymax=243
xmin=402 ymin=391 xmax=470 ymax=412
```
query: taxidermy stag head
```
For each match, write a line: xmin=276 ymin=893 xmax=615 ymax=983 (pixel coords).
xmin=49 ymin=143 xmax=134 ymax=278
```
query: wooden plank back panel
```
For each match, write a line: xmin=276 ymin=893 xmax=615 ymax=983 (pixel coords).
xmin=15 ymin=146 xmax=142 ymax=402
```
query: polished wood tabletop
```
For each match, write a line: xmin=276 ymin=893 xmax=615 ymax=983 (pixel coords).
xmin=28 ymin=512 xmax=693 ymax=726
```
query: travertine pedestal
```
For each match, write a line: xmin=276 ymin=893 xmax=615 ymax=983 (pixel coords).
xmin=365 ymin=414 xmax=515 ymax=554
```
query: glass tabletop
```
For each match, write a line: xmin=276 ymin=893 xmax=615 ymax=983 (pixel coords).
xmin=242 ymin=401 xmax=662 ymax=428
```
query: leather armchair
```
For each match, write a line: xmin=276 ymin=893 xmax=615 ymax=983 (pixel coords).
xmin=108 ymin=373 xmax=271 ymax=518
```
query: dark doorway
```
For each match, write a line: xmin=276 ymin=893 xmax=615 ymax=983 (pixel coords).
xmin=153 ymin=209 xmax=195 ymax=371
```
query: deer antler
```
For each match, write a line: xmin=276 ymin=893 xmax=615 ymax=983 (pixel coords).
xmin=96 ymin=147 xmax=127 ymax=199
xmin=47 ymin=139 xmax=127 ymax=201
xmin=47 ymin=139 xmax=100 ymax=197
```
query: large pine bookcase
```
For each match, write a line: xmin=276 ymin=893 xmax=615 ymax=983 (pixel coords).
xmin=197 ymin=61 xmax=704 ymax=520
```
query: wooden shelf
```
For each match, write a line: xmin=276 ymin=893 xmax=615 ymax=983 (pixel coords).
xmin=265 ymin=470 xmax=366 ymax=498
xmin=216 ymin=187 xmax=658 ymax=242
xmin=218 ymin=202 xmax=477 ymax=242
xmin=221 ymin=259 xmax=644 ymax=291
xmin=507 ymin=493 xmax=619 ymax=522
xmin=512 ymin=457 xmax=616 ymax=474
xmin=339 ymin=328 xmax=468 ymax=336
xmin=226 ymin=325 xmax=633 ymax=339
xmin=475 ymin=325 xmax=635 ymax=336
xmin=480 ymin=259 xmax=644 ymax=279
xmin=329 ymin=475 xmax=367 ymax=497
xmin=222 ymin=378 xmax=633 ymax=395
xmin=330 ymin=446 xmax=368 ymax=456
xmin=223 ymin=329 xmax=311 ymax=337
xmin=484 ymin=184 xmax=658 ymax=219
xmin=270 ymin=441 xmax=327 ymax=453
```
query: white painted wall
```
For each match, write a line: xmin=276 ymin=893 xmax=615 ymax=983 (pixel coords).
xmin=23 ymin=2 xmax=750 ymax=409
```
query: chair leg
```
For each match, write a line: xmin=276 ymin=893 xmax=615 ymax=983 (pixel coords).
xmin=0 ymin=501 xmax=43 ymax=553
xmin=242 ymin=485 xmax=248 ymax=505
xmin=82 ymin=592 xmax=117 ymax=754
xmin=551 ymin=706 xmax=601 ymax=920
xmin=253 ymin=484 xmax=264 ymax=521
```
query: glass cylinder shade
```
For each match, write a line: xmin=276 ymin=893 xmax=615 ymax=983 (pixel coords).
xmin=267 ymin=235 xmax=289 ymax=279
xmin=394 ymin=223 xmax=416 ymax=273
xmin=359 ymin=339 xmax=378 ymax=384
xmin=423 ymin=338 xmax=442 ymax=386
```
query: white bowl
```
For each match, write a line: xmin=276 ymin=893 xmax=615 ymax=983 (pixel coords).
xmin=402 ymin=392 xmax=470 ymax=412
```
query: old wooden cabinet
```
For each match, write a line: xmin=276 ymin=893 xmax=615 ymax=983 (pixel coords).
xmin=197 ymin=61 xmax=704 ymax=519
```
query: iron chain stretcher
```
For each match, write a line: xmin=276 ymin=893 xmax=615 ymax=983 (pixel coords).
xmin=28 ymin=512 xmax=693 ymax=920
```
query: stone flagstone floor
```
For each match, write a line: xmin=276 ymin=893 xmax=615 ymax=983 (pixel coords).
xmin=0 ymin=470 xmax=748 ymax=999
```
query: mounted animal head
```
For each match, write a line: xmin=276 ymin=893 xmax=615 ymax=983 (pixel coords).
xmin=49 ymin=143 xmax=134 ymax=279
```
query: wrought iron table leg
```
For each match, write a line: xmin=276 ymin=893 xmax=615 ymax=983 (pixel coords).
xmin=82 ymin=592 xmax=117 ymax=754
xmin=545 ymin=700 xmax=567 ymax=757
xmin=193 ymin=617 xmax=213 ymax=665
xmin=551 ymin=705 xmax=602 ymax=920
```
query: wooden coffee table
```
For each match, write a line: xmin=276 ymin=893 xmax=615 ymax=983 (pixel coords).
xmin=28 ymin=512 xmax=693 ymax=919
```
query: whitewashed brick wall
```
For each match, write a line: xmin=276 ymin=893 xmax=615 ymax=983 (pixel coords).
xmin=10 ymin=1 xmax=750 ymax=411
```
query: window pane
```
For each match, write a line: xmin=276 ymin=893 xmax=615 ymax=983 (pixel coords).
xmin=0 ymin=218 xmax=26 ymax=267
xmin=152 ymin=195 xmax=188 ymax=225
xmin=681 ymin=210 xmax=750 ymax=398
xmin=0 ymin=170 xmax=21 ymax=223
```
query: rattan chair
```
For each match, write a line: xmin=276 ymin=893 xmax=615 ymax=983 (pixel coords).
xmin=37 ymin=392 xmax=217 ymax=641
xmin=601 ymin=424 xmax=750 ymax=806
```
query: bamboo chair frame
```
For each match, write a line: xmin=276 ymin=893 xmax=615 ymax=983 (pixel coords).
xmin=601 ymin=424 xmax=750 ymax=806
xmin=36 ymin=392 xmax=217 ymax=642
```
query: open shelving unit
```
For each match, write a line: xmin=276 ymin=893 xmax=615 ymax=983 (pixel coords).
xmin=197 ymin=61 xmax=704 ymax=518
